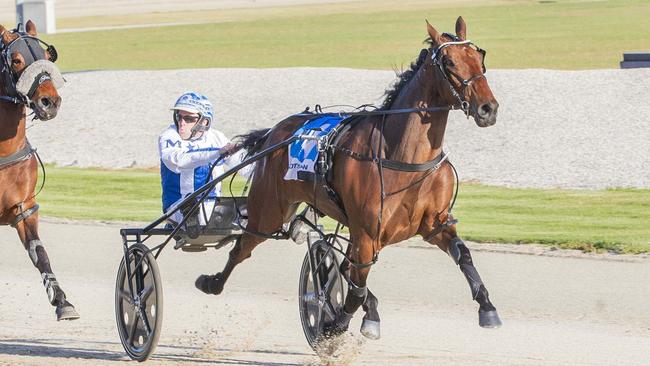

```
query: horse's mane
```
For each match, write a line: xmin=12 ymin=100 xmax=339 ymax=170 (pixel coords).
xmin=381 ymin=36 xmax=458 ymax=110
xmin=233 ymin=128 xmax=271 ymax=158
xmin=381 ymin=44 xmax=431 ymax=110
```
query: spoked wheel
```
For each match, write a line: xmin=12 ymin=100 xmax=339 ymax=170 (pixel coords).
xmin=299 ymin=240 xmax=346 ymax=351
xmin=115 ymin=243 xmax=163 ymax=361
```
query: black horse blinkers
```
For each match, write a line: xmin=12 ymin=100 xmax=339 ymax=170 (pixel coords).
xmin=1 ymin=24 xmax=61 ymax=104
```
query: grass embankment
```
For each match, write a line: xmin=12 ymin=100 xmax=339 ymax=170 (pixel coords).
xmin=37 ymin=166 xmax=650 ymax=254
xmin=32 ymin=0 xmax=650 ymax=71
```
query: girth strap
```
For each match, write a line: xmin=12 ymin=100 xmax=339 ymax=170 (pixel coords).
xmin=335 ymin=146 xmax=448 ymax=172
xmin=380 ymin=152 xmax=447 ymax=172
xmin=0 ymin=141 xmax=35 ymax=169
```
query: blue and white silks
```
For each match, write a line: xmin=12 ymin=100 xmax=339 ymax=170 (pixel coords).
xmin=284 ymin=115 xmax=347 ymax=181
xmin=158 ymin=124 xmax=253 ymax=224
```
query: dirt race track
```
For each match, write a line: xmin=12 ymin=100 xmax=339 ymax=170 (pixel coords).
xmin=0 ymin=220 xmax=649 ymax=365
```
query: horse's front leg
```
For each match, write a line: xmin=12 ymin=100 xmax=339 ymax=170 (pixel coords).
xmin=329 ymin=234 xmax=378 ymax=336
xmin=14 ymin=209 xmax=79 ymax=321
xmin=335 ymin=250 xmax=381 ymax=339
xmin=428 ymin=226 xmax=501 ymax=328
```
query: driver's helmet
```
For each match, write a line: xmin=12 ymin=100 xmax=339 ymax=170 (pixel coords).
xmin=171 ymin=92 xmax=214 ymax=130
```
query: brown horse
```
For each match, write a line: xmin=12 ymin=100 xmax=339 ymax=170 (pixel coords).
xmin=0 ymin=21 xmax=78 ymax=320
xmin=196 ymin=17 xmax=500 ymax=336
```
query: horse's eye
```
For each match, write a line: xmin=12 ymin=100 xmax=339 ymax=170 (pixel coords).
xmin=443 ymin=58 xmax=455 ymax=68
xmin=12 ymin=59 xmax=21 ymax=66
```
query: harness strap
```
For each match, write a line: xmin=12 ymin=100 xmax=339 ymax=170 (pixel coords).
xmin=0 ymin=141 xmax=35 ymax=169
xmin=423 ymin=215 xmax=459 ymax=242
xmin=294 ymin=105 xmax=457 ymax=118
xmin=0 ymin=95 xmax=22 ymax=104
xmin=11 ymin=203 xmax=39 ymax=227
xmin=335 ymin=146 xmax=447 ymax=172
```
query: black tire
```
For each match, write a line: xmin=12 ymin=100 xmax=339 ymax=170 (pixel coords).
xmin=298 ymin=240 xmax=346 ymax=351
xmin=115 ymin=243 xmax=163 ymax=361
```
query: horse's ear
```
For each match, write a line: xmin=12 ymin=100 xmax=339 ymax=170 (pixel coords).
xmin=0 ymin=25 xmax=12 ymax=45
xmin=455 ymin=16 xmax=466 ymax=40
xmin=426 ymin=20 xmax=442 ymax=45
xmin=25 ymin=20 xmax=38 ymax=36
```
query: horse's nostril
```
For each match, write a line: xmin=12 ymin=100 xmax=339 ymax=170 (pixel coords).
xmin=478 ymin=101 xmax=498 ymax=117
xmin=41 ymin=97 xmax=51 ymax=108
xmin=479 ymin=103 xmax=492 ymax=116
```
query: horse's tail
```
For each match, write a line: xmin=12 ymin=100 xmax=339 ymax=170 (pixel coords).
xmin=233 ymin=128 xmax=272 ymax=157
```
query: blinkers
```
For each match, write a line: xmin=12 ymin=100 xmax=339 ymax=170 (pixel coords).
xmin=1 ymin=24 xmax=64 ymax=105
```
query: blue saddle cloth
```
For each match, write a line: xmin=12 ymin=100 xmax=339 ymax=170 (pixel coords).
xmin=285 ymin=115 xmax=347 ymax=181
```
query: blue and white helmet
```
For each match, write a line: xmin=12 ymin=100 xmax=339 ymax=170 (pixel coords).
xmin=172 ymin=92 xmax=214 ymax=128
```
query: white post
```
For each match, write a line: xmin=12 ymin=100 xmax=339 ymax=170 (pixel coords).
xmin=15 ymin=0 xmax=56 ymax=34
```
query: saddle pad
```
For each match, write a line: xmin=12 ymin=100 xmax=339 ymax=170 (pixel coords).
xmin=285 ymin=115 xmax=347 ymax=181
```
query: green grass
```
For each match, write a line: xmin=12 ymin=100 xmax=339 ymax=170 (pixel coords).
xmin=33 ymin=0 xmax=650 ymax=71
xmin=455 ymin=184 xmax=650 ymax=254
xmin=38 ymin=166 xmax=163 ymax=222
xmin=37 ymin=166 xmax=650 ymax=253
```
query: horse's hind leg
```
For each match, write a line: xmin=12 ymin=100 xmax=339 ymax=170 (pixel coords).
xmin=15 ymin=211 xmax=79 ymax=321
xmin=195 ymin=232 xmax=267 ymax=295
xmin=431 ymin=231 xmax=501 ymax=328
xmin=195 ymin=201 xmax=296 ymax=296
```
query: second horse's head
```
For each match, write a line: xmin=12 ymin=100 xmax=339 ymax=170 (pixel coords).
xmin=0 ymin=20 xmax=64 ymax=120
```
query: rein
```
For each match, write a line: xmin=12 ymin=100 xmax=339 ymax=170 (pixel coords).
xmin=294 ymin=104 xmax=462 ymax=118
xmin=0 ymin=95 xmax=21 ymax=104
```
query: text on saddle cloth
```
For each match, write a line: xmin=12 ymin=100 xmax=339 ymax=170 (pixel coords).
xmin=285 ymin=115 xmax=348 ymax=181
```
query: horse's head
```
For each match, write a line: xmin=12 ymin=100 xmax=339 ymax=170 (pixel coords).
xmin=426 ymin=17 xmax=498 ymax=127
xmin=0 ymin=20 xmax=63 ymax=120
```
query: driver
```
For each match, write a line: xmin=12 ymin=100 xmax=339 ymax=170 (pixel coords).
xmin=158 ymin=92 xmax=252 ymax=226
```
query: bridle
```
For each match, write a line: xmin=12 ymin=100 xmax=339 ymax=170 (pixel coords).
xmin=431 ymin=33 xmax=487 ymax=116
xmin=0 ymin=24 xmax=61 ymax=108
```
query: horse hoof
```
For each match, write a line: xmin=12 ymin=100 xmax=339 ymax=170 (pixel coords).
xmin=56 ymin=304 xmax=80 ymax=321
xmin=360 ymin=319 xmax=380 ymax=340
xmin=326 ymin=310 xmax=353 ymax=335
xmin=195 ymin=273 xmax=224 ymax=295
xmin=479 ymin=309 xmax=502 ymax=328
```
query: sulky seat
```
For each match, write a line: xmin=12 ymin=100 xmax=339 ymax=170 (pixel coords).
xmin=174 ymin=196 xmax=247 ymax=251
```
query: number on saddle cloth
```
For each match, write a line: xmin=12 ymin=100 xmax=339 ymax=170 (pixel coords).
xmin=285 ymin=115 xmax=348 ymax=182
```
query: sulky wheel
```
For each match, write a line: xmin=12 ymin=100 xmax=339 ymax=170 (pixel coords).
xmin=115 ymin=243 xmax=163 ymax=361
xmin=298 ymin=240 xmax=346 ymax=351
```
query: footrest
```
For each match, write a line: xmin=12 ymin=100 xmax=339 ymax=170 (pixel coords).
xmin=180 ymin=244 xmax=208 ymax=252
xmin=174 ymin=230 xmax=240 ymax=251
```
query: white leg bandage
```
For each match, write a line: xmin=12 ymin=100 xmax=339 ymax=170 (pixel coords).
xmin=42 ymin=272 xmax=59 ymax=305
xmin=28 ymin=239 xmax=44 ymax=266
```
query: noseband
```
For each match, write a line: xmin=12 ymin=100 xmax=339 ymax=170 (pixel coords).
xmin=0 ymin=24 xmax=60 ymax=106
xmin=431 ymin=34 xmax=487 ymax=116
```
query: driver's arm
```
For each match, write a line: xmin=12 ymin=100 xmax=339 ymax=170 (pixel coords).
xmin=159 ymin=135 xmax=223 ymax=173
